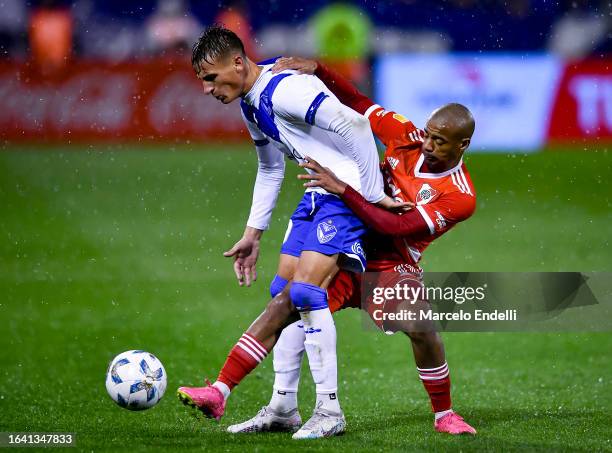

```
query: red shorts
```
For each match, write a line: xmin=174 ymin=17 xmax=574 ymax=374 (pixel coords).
xmin=327 ymin=267 xmax=424 ymax=331
xmin=327 ymin=270 xmax=363 ymax=313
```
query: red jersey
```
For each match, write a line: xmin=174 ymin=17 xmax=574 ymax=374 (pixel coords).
xmin=314 ymin=63 xmax=476 ymax=271
xmin=361 ymin=105 xmax=476 ymax=270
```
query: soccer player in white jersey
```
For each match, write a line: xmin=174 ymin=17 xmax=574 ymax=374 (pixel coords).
xmin=177 ymin=26 xmax=401 ymax=439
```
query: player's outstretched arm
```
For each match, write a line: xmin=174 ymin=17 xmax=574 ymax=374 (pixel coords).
xmin=229 ymin=117 xmax=286 ymax=287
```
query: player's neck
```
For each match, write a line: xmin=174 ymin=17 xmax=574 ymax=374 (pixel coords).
xmin=423 ymin=154 xmax=463 ymax=174
xmin=242 ymin=59 xmax=262 ymax=97
xmin=443 ymin=155 xmax=463 ymax=172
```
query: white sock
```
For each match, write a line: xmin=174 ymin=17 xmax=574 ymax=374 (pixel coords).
xmin=316 ymin=392 xmax=341 ymax=414
xmin=300 ymin=308 xmax=341 ymax=410
xmin=269 ymin=321 xmax=305 ymax=413
xmin=212 ymin=381 xmax=231 ymax=401
xmin=270 ymin=390 xmax=298 ymax=414
xmin=435 ymin=409 xmax=453 ymax=421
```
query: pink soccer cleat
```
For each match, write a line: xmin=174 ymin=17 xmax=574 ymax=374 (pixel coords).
xmin=434 ymin=412 xmax=477 ymax=435
xmin=177 ymin=380 xmax=226 ymax=421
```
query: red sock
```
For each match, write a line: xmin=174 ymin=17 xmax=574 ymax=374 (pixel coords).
xmin=217 ymin=333 xmax=269 ymax=390
xmin=417 ymin=362 xmax=452 ymax=413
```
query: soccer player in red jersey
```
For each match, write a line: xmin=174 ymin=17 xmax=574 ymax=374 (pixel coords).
xmin=240 ymin=56 xmax=478 ymax=435
xmin=179 ymin=57 xmax=477 ymax=436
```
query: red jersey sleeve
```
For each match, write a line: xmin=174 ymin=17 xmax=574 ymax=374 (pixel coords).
xmin=365 ymin=106 xmax=423 ymax=148
xmin=341 ymin=186 xmax=475 ymax=239
xmin=314 ymin=62 xmax=421 ymax=148
xmin=314 ymin=62 xmax=374 ymax=115
xmin=341 ymin=186 xmax=430 ymax=237
xmin=414 ymin=192 xmax=476 ymax=236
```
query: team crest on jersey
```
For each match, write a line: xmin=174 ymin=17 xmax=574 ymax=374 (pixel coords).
xmin=416 ymin=183 xmax=437 ymax=205
xmin=387 ymin=156 xmax=400 ymax=170
xmin=317 ymin=220 xmax=337 ymax=244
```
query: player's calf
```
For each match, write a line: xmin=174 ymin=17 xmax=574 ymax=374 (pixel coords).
xmin=290 ymin=281 xmax=342 ymax=415
xmin=417 ymin=359 xmax=476 ymax=434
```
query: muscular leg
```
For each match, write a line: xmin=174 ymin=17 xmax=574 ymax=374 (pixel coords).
xmin=386 ymin=297 xmax=452 ymax=421
xmin=244 ymin=285 xmax=300 ymax=350
xmin=377 ymin=284 xmax=454 ymax=422
xmin=403 ymin=330 xmax=452 ymax=420
xmin=177 ymin=255 xmax=303 ymax=418
xmin=245 ymin=253 xmax=299 ymax=349
xmin=292 ymin=251 xmax=339 ymax=289
xmin=185 ymin=251 xmax=337 ymax=407
xmin=276 ymin=253 xmax=298 ymax=281
xmin=290 ymin=251 xmax=342 ymax=416
xmin=265 ymin=254 xmax=306 ymax=412
xmin=206 ymin=251 xmax=338 ymax=409
xmin=407 ymin=331 xmax=446 ymax=369
xmin=404 ymin=328 xmax=474 ymax=432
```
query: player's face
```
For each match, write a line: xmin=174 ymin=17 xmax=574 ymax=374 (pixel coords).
xmin=195 ymin=54 xmax=247 ymax=104
xmin=422 ymin=118 xmax=468 ymax=172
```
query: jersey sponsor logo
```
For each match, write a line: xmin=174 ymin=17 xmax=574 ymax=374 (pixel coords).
xmin=304 ymin=327 xmax=322 ymax=334
xmin=387 ymin=156 xmax=400 ymax=170
xmin=434 ymin=210 xmax=447 ymax=229
xmin=393 ymin=113 xmax=409 ymax=123
xmin=375 ymin=108 xmax=389 ymax=117
xmin=317 ymin=220 xmax=337 ymax=244
xmin=393 ymin=263 xmax=423 ymax=276
xmin=351 ymin=241 xmax=366 ymax=259
xmin=416 ymin=183 xmax=437 ymax=205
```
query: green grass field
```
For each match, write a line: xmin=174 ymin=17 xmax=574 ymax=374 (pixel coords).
xmin=0 ymin=145 xmax=611 ymax=452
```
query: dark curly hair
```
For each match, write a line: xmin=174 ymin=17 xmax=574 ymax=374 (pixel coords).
xmin=191 ymin=25 xmax=246 ymax=73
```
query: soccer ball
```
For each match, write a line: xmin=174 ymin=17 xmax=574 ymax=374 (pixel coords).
xmin=105 ymin=350 xmax=167 ymax=410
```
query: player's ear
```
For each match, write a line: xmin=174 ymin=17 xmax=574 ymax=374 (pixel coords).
xmin=233 ymin=54 xmax=246 ymax=73
xmin=459 ymin=138 xmax=471 ymax=152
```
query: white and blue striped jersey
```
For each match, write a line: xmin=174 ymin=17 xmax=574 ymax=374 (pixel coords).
xmin=241 ymin=60 xmax=385 ymax=231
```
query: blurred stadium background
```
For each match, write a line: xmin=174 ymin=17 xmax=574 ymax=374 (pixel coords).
xmin=0 ymin=0 xmax=610 ymax=451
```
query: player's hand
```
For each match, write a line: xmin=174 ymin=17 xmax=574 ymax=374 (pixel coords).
xmin=298 ymin=156 xmax=347 ymax=195
xmin=272 ymin=57 xmax=318 ymax=75
xmin=376 ymin=195 xmax=414 ymax=213
xmin=223 ymin=233 xmax=260 ymax=287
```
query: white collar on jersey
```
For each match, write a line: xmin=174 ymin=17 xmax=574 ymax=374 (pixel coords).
xmin=414 ymin=153 xmax=463 ymax=179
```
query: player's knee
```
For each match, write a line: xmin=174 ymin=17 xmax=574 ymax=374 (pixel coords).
xmin=266 ymin=286 xmax=293 ymax=315
xmin=270 ymin=274 xmax=289 ymax=298
xmin=289 ymin=281 xmax=328 ymax=312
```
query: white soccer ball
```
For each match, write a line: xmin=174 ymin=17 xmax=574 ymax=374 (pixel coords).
xmin=105 ymin=350 xmax=167 ymax=410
